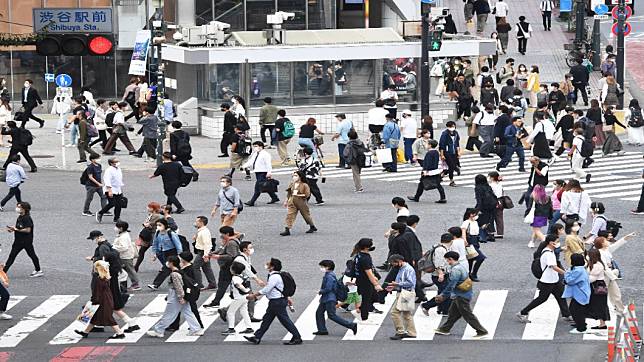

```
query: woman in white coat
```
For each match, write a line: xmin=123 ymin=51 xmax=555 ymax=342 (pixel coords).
xmin=592 ymin=232 xmax=637 ymax=315
xmin=0 ymin=98 xmax=11 ymax=147
xmin=560 ymin=179 xmax=592 ymax=231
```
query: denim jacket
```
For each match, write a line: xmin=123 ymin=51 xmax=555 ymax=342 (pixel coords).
xmin=562 ymin=266 xmax=590 ymax=305
xmin=441 ymin=263 xmax=473 ymax=300
xmin=319 ymin=271 xmax=337 ymax=304
xmin=152 ymin=230 xmax=182 ymax=254
xmin=382 ymin=120 xmax=401 ymax=149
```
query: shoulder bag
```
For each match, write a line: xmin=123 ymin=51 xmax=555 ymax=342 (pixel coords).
xmin=222 ymin=190 xmax=243 ymax=213
xmin=591 ymin=280 xmax=608 ymax=295
xmin=396 ymin=289 xmax=416 ymax=312
xmin=456 ymin=277 xmax=473 ymax=292
xmin=499 ymin=195 xmax=514 ymax=209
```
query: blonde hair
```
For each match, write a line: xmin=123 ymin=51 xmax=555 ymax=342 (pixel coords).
xmin=94 ymin=260 xmax=111 ymax=280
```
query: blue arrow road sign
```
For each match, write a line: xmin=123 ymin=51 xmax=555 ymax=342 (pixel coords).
xmin=55 ymin=74 xmax=72 ymax=88
xmin=44 ymin=73 xmax=55 ymax=83
xmin=594 ymin=4 xmax=609 ymax=15
xmin=421 ymin=0 xmax=436 ymax=3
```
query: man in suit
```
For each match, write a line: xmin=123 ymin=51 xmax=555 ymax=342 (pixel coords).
xmin=20 ymin=79 xmax=44 ymax=128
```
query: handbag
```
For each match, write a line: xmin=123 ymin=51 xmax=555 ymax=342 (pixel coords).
xmin=118 ymin=196 xmax=129 ymax=208
xmin=465 ymin=245 xmax=479 ymax=260
xmin=602 ymin=124 xmax=613 ymax=132
xmin=222 ymin=190 xmax=243 ymax=213
xmin=456 ymin=277 xmax=473 ymax=292
xmin=523 ymin=203 xmax=536 ymax=224
xmin=591 ymin=280 xmax=608 ymax=295
xmin=499 ymin=195 xmax=514 ymax=209
xmin=260 ymin=178 xmax=279 ymax=193
xmin=375 ymin=148 xmax=393 ymax=164
xmin=395 ymin=289 xmax=416 ymax=312
xmin=421 ymin=175 xmax=439 ymax=190
xmin=13 ymin=111 xmax=25 ymax=121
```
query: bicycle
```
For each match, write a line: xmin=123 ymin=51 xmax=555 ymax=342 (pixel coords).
xmin=295 ymin=135 xmax=325 ymax=168
xmin=566 ymin=41 xmax=594 ymax=68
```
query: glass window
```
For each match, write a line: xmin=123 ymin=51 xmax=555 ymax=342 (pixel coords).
xmin=277 ymin=0 xmax=306 ymax=30
xmin=45 ymin=55 xmax=82 ymax=98
xmin=383 ymin=58 xmax=418 ymax=102
xmin=81 ymin=54 xmax=116 ymax=98
xmin=334 ymin=60 xmax=375 ymax=104
xmin=307 ymin=0 xmax=335 ymax=29
xmin=195 ymin=0 xmax=213 ymax=25
xmin=249 ymin=62 xmax=291 ymax=107
xmin=293 ymin=61 xmax=333 ymax=106
xmin=205 ymin=64 xmax=240 ymax=103
xmin=215 ymin=0 xmax=245 ymax=31
xmin=246 ymin=0 xmax=275 ymax=31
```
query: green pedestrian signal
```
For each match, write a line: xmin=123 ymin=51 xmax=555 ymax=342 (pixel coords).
xmin=428 ymin=29 xmax=443 ymax=52
xmin=431 ymin=41 xmax=441 ymax=50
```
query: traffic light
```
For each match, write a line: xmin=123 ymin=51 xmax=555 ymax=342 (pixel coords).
xmin=429 ymin=29 xmax=443 ymax=51
xmin=36 ymin=34 xmax=115 ymax=56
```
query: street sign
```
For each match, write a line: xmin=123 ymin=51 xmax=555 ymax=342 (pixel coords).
xmin=594 ymin=14 xmax=610 ymax=19
xmin=33 ymin=8 xmax=113 ymax=34
xmin=44 ymin=73 xmax=55 ymax=83
xmin=421 ymin=0 xmax=436 ymax=3
xmin=594 ymin=4 xmax=609 ymax=15
xmin=611 ymin=0 xmax=632 ymax=4
xmin=612 ymin=22 xmax=633 ymax=36
xmin=55 ymin=74 xmax=72 ymax=87
xmin=612 ymin=5 xmax=633 ymax=20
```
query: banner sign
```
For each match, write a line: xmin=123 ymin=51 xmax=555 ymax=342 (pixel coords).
xmin=128 ymin=30 xmax=151 ymax=76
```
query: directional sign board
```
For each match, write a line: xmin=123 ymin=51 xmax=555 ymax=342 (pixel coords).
xmin=44 ymin=73 xmax=55 ymax=83
xmin=594 ymin=4 xmax=609 ymax=15
xmin=421 ymin=0 xmax=436 ymax=3
xmin=55 ymin=74 xmax=72 ymax=88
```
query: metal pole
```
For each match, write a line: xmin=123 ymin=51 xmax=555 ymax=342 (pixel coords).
xmin=574 ymin=0 xmax=586 ymax=44
xmin=420 ymin=2 xmax=430 ymax=118
xmin=616 ymin=0 xmax=625 ymax=109
xmin=591 ymin=18 xmax=601 ymax=70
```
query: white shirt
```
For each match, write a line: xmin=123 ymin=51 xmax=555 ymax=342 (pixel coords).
xmin=113 ymin=110 xmax=125 ymax=125
xmin=494 ymin=1 xmax=509 ymax=17
xmin=23 ymin=87 xmax=29 ymax=102
xmin=397 ymin=207 xmax=410 ymax=217
xmin=230 ymin=275 xmax=250 ymax=299
xmin=343 ymin=275 xmax=358 ymax=293
xmin=539 ymin=249 xmax=559 ymax=283
xmin=476 ymin=111 xmax=497 ymax=126
xmin=233 ymin=254 xmax=256 ymax=281
xmin=540 ymin=0 xmax=554 ymax=11
xmin=572 ymin=135 xmax=584 ymax=156
xmin=449 ymin=238 xmax=468 ymax=268
xmin=560 ymin=190 xmax=591 ymax=224
xmin=490 ymin=181 xmax=503 ymax=198
xmin=368 ymin=107 xmax=389 ymax=126
xmin=462 ymin=219 xmax=480 ymax=236
xmin=243 ymin=150 xmax=272 ymax=173
xmin=400 ymin=117 xmax=417 ymax=139
xmin=380 ymin=89 xmax=398 ymax=101
xmin=103 ymin=165 xmax=124 ymax=194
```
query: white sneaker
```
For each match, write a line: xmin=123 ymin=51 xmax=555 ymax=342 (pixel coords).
xmin=187 ymin=329 xmax=204 ymax=336
xmin=527 ymin=241 xmax=535 ymax=248
xmin=0 ymin=313 xmax=12 ymax=320
xmin=146 ymin=330 xmax=164 ymax=338
xmin=350 ymin=310 xmax=361 ymax=319
xmin=29 ymin=270 xmax=44 ymax=278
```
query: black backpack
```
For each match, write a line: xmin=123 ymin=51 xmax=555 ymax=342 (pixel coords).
xmin=102 ymin=244 xmax=122 ymax=275
xmin=178 ymin=270 xmax=200 ymax=302
xmin=481 ymin=74 xmax=493 ymax=87
xmin=275 ymin=271 xmax=296 ymax=297
xmin=19 ymin=128 xmax=33 ymax=146
xmin=236 ymin=135 xmax=252 ymax=156
xmin=597 ymin=216 xmax=622 ymax=238
xmin=80 ymin=168 xmax=90 ymax=185
xmin=531 ymin=249 xmax=552 ymax=279
xmin=577 ymin=136 xmax=594 ymax=157
xmin=173 ymin=133 xmax=192 ymax=158
xmin=334 ymin=275 xmax=349 ymax=302
xmin=180 ymin=165 xmax=194 ymax=187
xmin=105 ymin=112 xmax=116 ymax=128
xmin=629 ymin=108 xmax=644 ymax=127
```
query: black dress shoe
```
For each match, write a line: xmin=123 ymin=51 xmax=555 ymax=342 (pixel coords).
xmin=175 ymin=208 xmax=186 ymax=214
xmin=267 ymin=199 xmax=280 ymax=204
xmin=244 ymin=202 xmax=254 ymax=207
xmin=124 ymin=325 xmax=140 ymax=333
xmin=283 ymin=339 xmax=303 ymax=345
xmin=39 ymin=121 xmax=44 ymax=128
xmin=390 ymin=334 xmax=409 ymax=340
xmin=109 ymin=333 xmax=125 ymax=339
xmin=312 ymin=331 xmax=329 ymax=335
xmin=29 ymin=168 xmax=37 ymax=173
xmin=244 ymin=336 xmax=260 ymax=344
xmin=250 ymin=317 xmax=263 ymax=323
xmin=407 ymin=196 xmax=419 ymax=202
xmin=74 ymin=330 xmax=89 ymax=338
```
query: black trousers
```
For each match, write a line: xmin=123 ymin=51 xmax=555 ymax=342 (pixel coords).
xmin=212 ymin=267 xmax=232 ymax=305
xmin=518 ymin=38 xmax=528 ymax=53
xmin=636 ymin=182 xmax=644 ymax=212
xmin=307 ymin=178 xmax=323 ymax=203
xmin=89 ymin=130 xmax=109 ymax=148
xmin=134 ymin=244 xmax=150 ymax=272
xmin=21 ymin=106 xmax=43 ymax=128
xmin=254 ymin=298 xmax=301 ymax=341
xmin=220 ymin=132 xmax=234 ymax=155
xmin=137 ymin=138 xmax=157 ymax=158
xmin=466 ymin=136 xmax=482 ymax=151
xmin=3 ymin=146 xmax=36 ymax=171
xmin=542 ymin=11 xmax=552 ymax=30
xmin=573 ymin=83 xmax=589 ymax=105
xmin=520 ymin=281 xmax=571 ymax=317
xmin=413 ymin=178 xmax=446 ymax=200
xmin=152 ymin=249 xmax=178 ymax=287
xmin=248 ymin=172 xmax=278 ymax=204
xmin=260 ymin=125 xmax=275 ymax=144
xmin=443 ymin=153 xmax=459 ymax=180
xmin=357 ymin=280 xmax=375 ymax=321
xmin=164 ymin=185 xmax=183 ymax=210
xmin=1 ymin=186 xmax=21 ymax=207
xmin=3 ymin=240 xmax=40 ymax=272
xmin=98 ymin=193 xmax=123 ymax=221
xmin=569 ymin=299 xmax=587 ymax=331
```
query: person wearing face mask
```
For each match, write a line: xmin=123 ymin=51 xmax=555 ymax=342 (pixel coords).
xmin=169 ymin=121 xmax=199 ymax=182
xmin=243 ymin=142 xmax=280 ymax=207
xmin=166 ymin=251 xmax=204 ymax=332
xmin=496 ymin=116 xmax=527 ymax=172
xmin=1 ymin=121 xmax=37 ymax=172
xmin=408 ymin=139 xmax=446 ymax=203
xmin=280 ymin=171 xmax=317 ymax=236
xmin=111 ymin=221 xmax=140 ymax=291
xmin=3 ymin=202 xmax=41 ymax=277
xmin=147 ymin=256 xmax=204 ymax=338
xmin=385 ymin=254 xmax=417 ymax=340
xmin=244 ymin=258 xmax=302 ymax=345
xmin=148 ymin=219 xmax=183 ymax=290
xmin=134 ymin=202 xmax=162 ymax=272
xmin=313 ymin=259 xmax=359 ymax=337
xmin=96 ymin=158 xmax=125 ymax=224
xmin=212 ymin=176 xmax=241 ymax=227
xmin=149 ymin=152 xmax=186 ymax=214
xmin=562 ymin=221 xmax=584 ymax=267
xmin=350 ymin=238 xmax=384 ymax=322
xmin=462 ymin=208 xmax=486 ymax=282
xmin=0 ymin=78 xmax=9 ymax=102
xmin=191 ymin=216 xmax=217 ymax=291
xmin=19 ymin=79 xmax=44 ymax=128
xmin=0 ymin=154 xmax=26 ymax=211
xmin=439 ymin=121 xmax=461 ymax=187
xmin=218 ymin=241 xmax=265 ymax=324
xmin=297 ymin=147 xmax=324 ymax=205
xmin=204 ymin=226 xmax=241 ymax=308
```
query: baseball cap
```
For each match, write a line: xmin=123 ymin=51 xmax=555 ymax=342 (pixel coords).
xmin=87 ymin=230 xmax=103 ymax=240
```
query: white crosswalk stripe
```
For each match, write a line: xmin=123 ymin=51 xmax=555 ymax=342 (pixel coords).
xmin=0 ymin=295 xmax=78 ymax=348
xmin=270 ymin=151 xmax=644 ymax=202
xmin=0 ymin=292 xmax=638 ymax=346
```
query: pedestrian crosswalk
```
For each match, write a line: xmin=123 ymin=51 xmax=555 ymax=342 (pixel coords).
xmin=272 ymin=151 xmax=644 ymax=202
xmin=0 ymin=290 xmax=633 ymax=347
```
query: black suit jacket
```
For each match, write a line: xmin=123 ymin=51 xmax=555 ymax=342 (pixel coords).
xmin=21 ymin=87 xmax=42 ymax=109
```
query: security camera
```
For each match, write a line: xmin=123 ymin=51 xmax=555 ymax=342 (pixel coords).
xmin=267 ymin=11 xmax=296 ymax=26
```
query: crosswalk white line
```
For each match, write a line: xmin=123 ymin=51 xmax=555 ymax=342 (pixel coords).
xmin=583 ymin=300 xmax=616 ymax=340
xmin=405 ymin=291 xmax=440 ymax=341
xmin=224 ymin=296 xmax=269 ymax=342
xmin=343 ymin=293 xmax=396 ymax=341
xmin=594 ymin=190 xmax=643 ymax=198
xmin=107 ymin=294 xmax=166 ymax=344
xmin=622 ymin=196 xmax=640 ymax=201
xmin=166 ymin=294 xmax=232 ymax=343
xmin=0 ymin=295 xmax=78 ymax=348
xmin=521 ymin=293 xmax=561 ymax=340
xmin=6 ymin=296 xmax=25 ymax=312
xmin=284 ymin=295 xmax=321 ymax=341
xmin=463 ymin=290 xmax=507 ymax=340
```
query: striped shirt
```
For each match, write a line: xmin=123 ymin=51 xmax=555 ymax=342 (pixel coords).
xmin=540 ymin=0 xmax=554 ymax=11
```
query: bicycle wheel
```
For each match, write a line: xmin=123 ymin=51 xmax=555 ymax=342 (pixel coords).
xmin=316 ymin=146 xmax=325 ymax=168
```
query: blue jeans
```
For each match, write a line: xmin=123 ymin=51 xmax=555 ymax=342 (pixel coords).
xmin=421 ymin=275 xmax=451 ymax=314
xmin=403 ymin=138 xmax=415 ymax=162
xmin=338 ymin=143 xmax=347 ymax=167
xmin=298 ymin=138 xmax=317 ymax=159
xmin=153 ymin=288 xmax=201 ymax=333
xmin=254 ymin=298 xmax=301 ymax=341
xmin=315 ymin=300 xmax=354 ymax=332
xmin=70 ymin=123 xmax=79 ymax=145
xmin=497 ymin=144 xmax=525 ymax=170
xmin=384 ymin=147 xmax=398 ymax=171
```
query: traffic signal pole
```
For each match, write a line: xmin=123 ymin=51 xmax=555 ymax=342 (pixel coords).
xmin=420 ymin=2 xmax=431 ymax=118
xmin=151 ymin=20 xmax=166 ymax=167
xmin=616 ymin=0 xmax=626 ymax=109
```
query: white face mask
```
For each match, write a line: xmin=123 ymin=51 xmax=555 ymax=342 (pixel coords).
xmin=220 ymin=182 xmax=228 ymax=188
xmin=572 ymin=226 xmax=580 ymax=232
xmin=15 ymin=207 xmax=21 ymax=213
xmin=114 ymin=227 xmax=120 ymax=233
xmin=253 ymin=146 xmax=260 ymax=152
xmin=248 ymin=248 xmax=255 ymax=255
xmin=473 ymin=215 xmax=479 ymax=221
xmin=156 ymin=226 xmax=163 ymax=232
xmin=448 ymin=127 xmax=455 ymax=132
xmin=114 ymin=162 xmax=120 ymax=168
xmin=320 ymin=267 xmax=327 ymax=273
xmin=264 ymin=264 xmax=270 ymax=270
xmin=165 ymin=262 xmax=171 ymax=268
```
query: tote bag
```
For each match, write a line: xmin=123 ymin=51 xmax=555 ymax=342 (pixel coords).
xmin=523 ymin=203 xmax=536 ymax=224
xmin=375 ymin=148 xmax=393 ymax=164
xmin=395 ymin=289 xmax=416 ymax=312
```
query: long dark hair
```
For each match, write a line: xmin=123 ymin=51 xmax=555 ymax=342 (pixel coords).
xmin=1 ymin=98 xmax=10 ymax=111
xmin=587 ymin=249 xmax=604 ymax=269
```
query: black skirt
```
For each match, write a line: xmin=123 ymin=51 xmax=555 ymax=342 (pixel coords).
xmin=587 ymin=289 xmax=610 ymax=321
xmin=110 ymin=275 xmax=127 ymax=311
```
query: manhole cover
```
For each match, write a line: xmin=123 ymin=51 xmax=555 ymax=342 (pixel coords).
xmin=31 ymin=155 xmax=55 ymax=159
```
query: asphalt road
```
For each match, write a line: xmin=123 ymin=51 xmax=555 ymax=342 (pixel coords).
xmin=0 ymin=142 xmax=642 ymax=361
